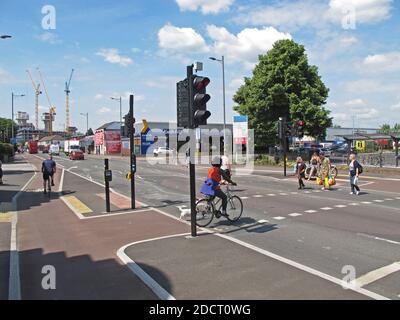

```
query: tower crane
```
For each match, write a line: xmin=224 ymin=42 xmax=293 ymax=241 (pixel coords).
xmin=26 ymin=69 xmax=42 ymax=129
xmin=65 ymin=69 xmax=74 ymax=132
xmin=36 ymin=67 xmax=56 ymax=135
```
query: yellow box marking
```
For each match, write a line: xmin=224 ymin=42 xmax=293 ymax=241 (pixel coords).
xmin=63 ymin=196 xmax=93 ymax=215
xmin=0 ymin=213 xmax=13 ymax=223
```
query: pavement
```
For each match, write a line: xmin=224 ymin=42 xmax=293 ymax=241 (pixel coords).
xmin=1 ymin=152 xmax=400 ymax=300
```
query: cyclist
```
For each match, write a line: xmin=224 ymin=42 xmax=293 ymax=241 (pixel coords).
xmin=200 ymin=156 xmax=237 ymax=218
xmin=42 ymin=154 xmax=56 ymax=194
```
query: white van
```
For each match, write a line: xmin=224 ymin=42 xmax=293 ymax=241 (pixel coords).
xmin=49 ymin=144 xmax=60 ymax=156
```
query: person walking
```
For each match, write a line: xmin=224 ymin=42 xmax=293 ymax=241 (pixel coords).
xmin=349 ymin=153 xmax=361 ymax=195
xmin=296 ymin=157 xmax=306 ymax=189
xmin=319 ymin=152 xmax=331 ymax=190
xmin=308 ymin=152 xmax=320 ymax=181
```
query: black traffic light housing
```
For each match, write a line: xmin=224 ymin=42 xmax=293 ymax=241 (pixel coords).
xmin=124 ymin=112 xmax=135 ymax=136
xmin=296 ymin=120 xmax=305 ymax=138
xmin=177 ymin=79 xmax=190 ymax=128
xmin=284 ymin=122 xmax=293 ymax=137
xmin=192 ymin=75 xmax=211 ymax=127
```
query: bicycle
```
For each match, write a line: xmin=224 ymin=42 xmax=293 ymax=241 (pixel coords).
xmin=195 ymin=183 xmax=243 ymax=227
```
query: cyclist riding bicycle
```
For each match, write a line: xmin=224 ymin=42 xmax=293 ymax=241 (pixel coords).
xmin=42 ymin=154 xmax=56 ymax=194
xmin=200 ymin=156 xmax=236 ymax=218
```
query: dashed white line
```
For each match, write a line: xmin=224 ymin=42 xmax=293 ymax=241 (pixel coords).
xmin=288 ymin=213 xmax=302 ymax=217
xmin=349 ymin=203 xmax=360 ymax=206
xmin=267 ymin=194 xmax=276 ymax=197
xmin=290 ymin=192 xmax=298 ymax=195
xmin=361 ymin=201 xmax=372 ymax=204
xmin=279 ymin=193 xmax=288 ymax=196
xmin=384 ymin=198 xmax=394 ymax=201
xmin=241 ymin=197 xmax=249 ymax=199
xmin=321 ymin=207 xmax=333 ymax=211
xmin=273 ymin=216 xmax=286 ymax=220
xmin=334 ymin=205 xmax=347 ymax=208
xmin=355 ymin=262 xmax=400 ymax=288
xmin=304 ymin=210 xmax=317 ymax=213
xmin=373 ymin=200 xmax=384 ymax=203
xmin=253 ymin=195 xmax=263 ymax=198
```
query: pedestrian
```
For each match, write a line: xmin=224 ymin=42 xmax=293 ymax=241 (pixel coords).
xmin=319 ymin=152 xmax=331 ymax=190
xmin=0 ymin=159 xmax=3 ymax=185
xmin=296 ymin=156 xmax=306 ymax=189
xmin=349 ymin=153 xmax=361 ymax=195
xmin=221 ymin=154 xmax=232 ymax=179
xmin=308 ymin=152 xmax=320 ymax=181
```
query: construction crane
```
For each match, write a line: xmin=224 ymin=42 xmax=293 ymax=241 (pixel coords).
xmin=37 ymin=67 xmax=56 ymax=135
xmin=26 ymin=69 xmax=42 ymax=129
xmin=65 ymin=68 xmax=74 ymax=132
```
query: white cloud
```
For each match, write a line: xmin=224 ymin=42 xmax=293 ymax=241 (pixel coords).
xmin=131 ymin=47 xmax=141 ymax=53
xmin=97 ymin=107 xmax=111 ymax=114
xmin=340 ymin=36 xmax=358 ymax=45
xmin=234 ymin=0 xmax=393 ymax=29
xmin=390 ymin=102 xmax=400 ymax=111
xmin=363 ymin=52 xmax=400 ymax=72
xmin=94 ymin=94 xmax=103 ymax=100
xmin=342 ymin=79 xmax=399 ymax=94
xmin=175 ymin=0 xmax=234 ymax=14
xmin=344 ymin=98 xmax=366 ymax=106
xmin=158 ymin=24 xmax=209 ymax=54
xmin=35 ymin=32 xmax=62 ymax=44
xmin=207 ymin=25 xmax=292 ymax=68
xmin=327 ymin=0 xmax=393 ymax=24
xmin=96 ymin=48 xmax=133 ymax=67
xmin=349 ymin=107 xmax=379 ymax=119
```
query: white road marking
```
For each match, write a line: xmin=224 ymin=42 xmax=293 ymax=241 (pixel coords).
xmin=334 ymin=205 xmax=347 ymax=208
xmin=288 ymin=213 xmax=302 ymax=217
xmin=258 ymin=219 xmax=269 ymax=223
xmin=384 ymin=198 xmax=394 ymax=201
xmin=279 ymin=193 xmax=288 ymax=196
xmin=373 ymin=200 xmax=384 ymax=203
xmin=349 ymin=203 xmax=360 ymax=206
xmin=361 ymin=201 xmax=372 ymax=204
xmin=355 ymin=262 xmax=400 ymax=288
xmin=321 ymin=207 xmax=333 ymax=211
xmin=290 ymin=192 xmax=298 ymax=195
xmin=304 ymin=191 xmax=311 ymax=194
xmin=273 ymin=216 xmax=286 ymax=220
xmin=241 ymin=197 xmax=249 ymax=199
xmin=253 ymin=195 xmax=263 ymax=198
xmin=396 ymin=197 xmax=400 ymax=200
xmin=357 ymin=233 xmax=400 ymax=246
xmin=304 ymin=210 xmax=317 ymax=213
xmin=267 ymin=194 xmax=276 ymax=196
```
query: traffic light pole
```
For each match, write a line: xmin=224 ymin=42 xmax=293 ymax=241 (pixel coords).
xmin=187 ymin=65 xmax=197 ymax=238
xmin=129 ymin=94 xmax=136 ymax=209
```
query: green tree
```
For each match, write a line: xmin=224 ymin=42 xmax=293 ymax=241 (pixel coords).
xmin=378 ymin=124 xmax=391 ymax=135
xmin=0 ymin=117 xmax=17 ymax=143
xmin=393 ymin=123 xmax=400 ymax=133
xmin=86 ymin=128 xmax=94 ymax=136
xmin=233 ymin=39 xmax=331 ymax=148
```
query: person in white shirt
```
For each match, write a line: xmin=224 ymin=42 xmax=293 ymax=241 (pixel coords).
xmin=220 ymin=154 xmax=232 ymax=178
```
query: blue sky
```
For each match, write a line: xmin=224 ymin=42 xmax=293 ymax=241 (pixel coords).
xmin=1 ymin=0 xmax=399 ymax=132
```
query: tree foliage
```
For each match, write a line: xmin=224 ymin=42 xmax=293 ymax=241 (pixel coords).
xmin=87 ymin=128 xmax=94 ymax=136
xmin=233 ymin=39 xmax=332 ymax=148
xmin=0 ymin=117 xmax=17 ymax=143
xmin=378 ymin=123 xmax=400 ymax=134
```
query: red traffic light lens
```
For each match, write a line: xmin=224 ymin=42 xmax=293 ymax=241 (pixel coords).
xmin=193 ymin=77 xmax=210 ymax=90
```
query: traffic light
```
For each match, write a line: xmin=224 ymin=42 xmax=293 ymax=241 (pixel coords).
xmin=285 ymin=122 xmax=293 ymax=137
xmin=177 ymin=79 xmax=190 ymax=128
xmin=124 ymin=112 xmax=136 ymax=136
xmin=296 ymin=120 xmax=305 ymax=138
xmin=192 ymin=75 xmax=211 ymax=127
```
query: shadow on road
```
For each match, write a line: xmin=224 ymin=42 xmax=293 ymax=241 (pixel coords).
xmin=213 ymin=217 xmax=279 ymax=235
xmin=16 ymin=247 xmax=169 ymax=300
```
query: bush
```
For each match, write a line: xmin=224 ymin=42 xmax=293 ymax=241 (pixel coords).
xmin=0 ymin=143 xmax=14 ymax=162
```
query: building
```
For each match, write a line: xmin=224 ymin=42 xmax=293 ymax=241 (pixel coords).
xmin=326 ymin=127 xmax=379 ymax=142
xmin=94 ymin=121 xmax=122 ymax=155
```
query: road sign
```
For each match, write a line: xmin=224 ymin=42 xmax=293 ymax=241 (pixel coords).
xmin=233 ymin=115 xmax=248 ymax=144
xmin=356 ymin=140 xmax=365 ymax=152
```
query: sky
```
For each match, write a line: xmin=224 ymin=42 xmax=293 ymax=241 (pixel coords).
xmin=0 ymin=0 xmax=399 ymax=133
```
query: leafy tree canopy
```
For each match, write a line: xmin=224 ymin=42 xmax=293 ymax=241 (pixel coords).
xmin=233 ymin=39 xmax=332 ymax=148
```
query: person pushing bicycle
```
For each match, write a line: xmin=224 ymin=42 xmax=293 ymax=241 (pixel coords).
xmin=42 ymin=154 xmax=56 ymax=194
xmin=201 ymin=156 xmax=237 ymax=217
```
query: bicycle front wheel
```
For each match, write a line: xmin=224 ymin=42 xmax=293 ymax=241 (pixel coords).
xmin=195 ymin=199 xmax=214 ymax=227
xmin=226 ymin=195 xmax=243 ymax=222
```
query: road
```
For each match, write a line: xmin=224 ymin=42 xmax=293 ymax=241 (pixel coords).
xmin=1 ymin=152 xmax=400 ymax=300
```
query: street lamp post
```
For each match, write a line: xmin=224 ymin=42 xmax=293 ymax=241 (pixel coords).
xmin=80 ymin=112 xmax=89 ymax=135
xmin=11 ymin=92 xmax=25 ymax=143
xmin=209 ymin=56 xmax=226 ymax=155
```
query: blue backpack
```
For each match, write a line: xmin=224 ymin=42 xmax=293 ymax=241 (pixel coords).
xmin=200 ymin=178 xmax=219 ymax=196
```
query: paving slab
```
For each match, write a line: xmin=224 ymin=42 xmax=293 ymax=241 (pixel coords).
xmin=124 ymin=233 xmax=372 ymax=300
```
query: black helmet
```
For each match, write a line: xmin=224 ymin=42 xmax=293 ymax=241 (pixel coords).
xmin=211 ymin=156 xmax=222 ymax=167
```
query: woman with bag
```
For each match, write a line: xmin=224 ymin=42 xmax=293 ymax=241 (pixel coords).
xmin=349 ymin=153 xmax=361 ymax=195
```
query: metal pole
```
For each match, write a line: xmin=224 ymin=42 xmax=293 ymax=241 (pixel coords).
xmin=222 ymin=56 xmax=226 ymax=155
xmin=130 ymin=95 xmax=135 ymax=209
xmin=86 ymin=112 xmax=89 ymax=135
xmin=395 ymin=139 xmax=399 ymax=167
xmin=104 ymin=158 xmax=111 ymax=213
xmin=187 ymin=65 xmax=197 ymax=238
xmin=11 ymin=93 xmax=14 ymax=141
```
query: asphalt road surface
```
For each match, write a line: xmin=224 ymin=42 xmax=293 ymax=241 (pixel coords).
xmin=27 ymin=152 xmax=400 ymax=300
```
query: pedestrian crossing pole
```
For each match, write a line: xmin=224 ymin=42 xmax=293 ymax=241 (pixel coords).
xmin=129 ymin=94 xmax=136 ymax=209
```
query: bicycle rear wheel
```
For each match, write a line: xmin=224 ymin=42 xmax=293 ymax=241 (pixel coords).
xmin=226 ymin=195 xmax=243 ymax=222
xmin=195 ymin=199 xmax=214 ymax=227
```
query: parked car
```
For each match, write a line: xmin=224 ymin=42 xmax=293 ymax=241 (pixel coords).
xmin=153 ymin=147 xmax=175 ymax=157
xmin=69 ymin=149 xmax=84 ymax=160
